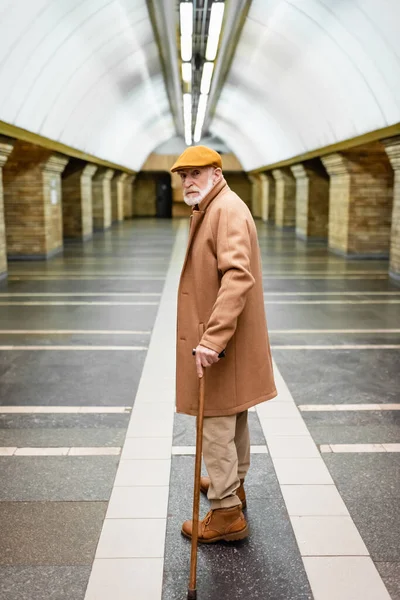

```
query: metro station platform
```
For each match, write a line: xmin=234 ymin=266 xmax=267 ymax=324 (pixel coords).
xmin=0 ymin=218 xmax=398 ymax=600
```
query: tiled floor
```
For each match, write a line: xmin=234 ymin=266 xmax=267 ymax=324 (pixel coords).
xmin=0 ymin=218 xmax=399 ymax=599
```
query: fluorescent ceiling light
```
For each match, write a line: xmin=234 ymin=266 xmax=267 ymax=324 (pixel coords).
xmin=200 ymin=62 xmax=214 ymax=94
xmin=180 ymin=2 xmax=193 ymax=37
xmin=205 ymin=2 xmax=225 ymax=61
xmin=182 ymin=62 xmax=192 ymax=84
xmin=181 ymin=35 xmax=192 ymax=62
xmin=194 ymin=93 xmax=208 ymax=143
xmin=183 ymin=93 xmax=192 ymax=145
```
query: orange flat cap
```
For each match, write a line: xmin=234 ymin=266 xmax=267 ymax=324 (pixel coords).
xmin=170 ymin=145 xmax=222 ymax=172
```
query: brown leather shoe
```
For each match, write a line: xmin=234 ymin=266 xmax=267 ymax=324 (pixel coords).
xmin=200 ymin=477 xmax=247 ymax=509
xmin=181 ymin=506 xmax=249 ymax=543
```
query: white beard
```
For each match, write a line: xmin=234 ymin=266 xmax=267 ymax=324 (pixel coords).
xmin=183 ymin=176 xmax=214 ymax=207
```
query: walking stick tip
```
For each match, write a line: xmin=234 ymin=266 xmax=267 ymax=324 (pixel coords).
xmin=187 ymin=589 xmax=197 ymax=599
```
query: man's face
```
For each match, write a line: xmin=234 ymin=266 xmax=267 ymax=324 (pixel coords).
xmin=178 ymin=166 xmax=221 ymax=206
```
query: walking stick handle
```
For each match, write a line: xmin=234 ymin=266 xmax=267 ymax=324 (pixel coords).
xmin=192 ymin=348 xmax=226 ymax=358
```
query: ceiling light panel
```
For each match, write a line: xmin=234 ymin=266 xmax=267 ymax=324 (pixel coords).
xmin=200 ymin=61 xmax=214 ymax=94
xmin=194 ymin=93 xmax=208 ymax=142
xmin=182 ymin=62 xmax=192 ymax=83
xmin=181 ymin=35 xmax=192 ymax=62
xmin=205 ymin=2 xmax=225 ymax=61
xmin=180 ymin=2 xmax=193 ymax=37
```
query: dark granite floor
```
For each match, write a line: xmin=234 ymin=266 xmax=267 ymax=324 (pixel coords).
xmin=1 ymin=219 xmax=399 ymax=599
xmin=0 ymin=220 xmax=176 ymax=600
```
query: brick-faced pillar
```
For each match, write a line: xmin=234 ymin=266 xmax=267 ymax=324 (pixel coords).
xmin=3 ymin=141 xmax=68 ymax=259
xmin=0 ymin=138 xmax=14 ymax=278
xmin=62 ymin=163 xmax=97 ymax=241
xmin=383 ymin=136 xmax=400 ymax=281
xmin=291 ymin=162 xmax=329 ymax=241
xmin=111 ymin=173 xmax=126 ymax=223
xmin=249 ymin=175 xmax=262 ymax=218
xmin=272 ymin=168 xmax=296 ymax=227
xmin=123 ymin=175 xmax=135 ymax=219
xmin=259 ymin=173 xmax=275 ymax=223
xmin=322 ymin=146 xmax=393 ymax=258
xmin=92 ymin=168 xmax=114 ymax=231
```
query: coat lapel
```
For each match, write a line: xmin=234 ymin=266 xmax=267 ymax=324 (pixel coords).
xmin=179 ymin=178 xmax=228 ymax=278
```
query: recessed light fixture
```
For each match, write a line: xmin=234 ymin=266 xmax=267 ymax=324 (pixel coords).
xmin=205 ymin=2 xmax=225 ymax=61
xmin=200 ymin=62 xmax=214 ymax=95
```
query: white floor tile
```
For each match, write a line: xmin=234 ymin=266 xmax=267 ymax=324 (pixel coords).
xmin=259 ymin=417 xmax=310 ymax=437
xmin=320 ymin=444 xmax=332 ymax=453
xmin=126 ymin=413 xmax=174 ymax=438
xmin=96 ymin=519 xmax=166 ymax=558
xmin=291 ymin=516 xmax=369 ymax=556
xmin=330 ymin=443 xmax=386 ymax=453
xmin=281 ymin=485 xmax=349 ymax=516
xmin=114 ymin=459 xmax=171 ymax=486
xmin=303 ymin=556 xmax=392 ymax=600
xmin=0 ymin=447 xmax=17 ymax=456
xmin=273 ymin=458 xmax=334 ymax=485
xmin=68 ymin=447 xmax=121 ymax=456
xmin=257 ymin=401 xmax=300 ymax=419
xmin=84 ymin=558 xmax=163 ymax=600
xmin=121 ymin=437 xmax=172 ymax=459
xmin=14 ymin=447 xmax=70 ymax=456
xmin=382 ymin=443 xmax=400 ymax=452
xmin=171 ymin=446 xmax=195 ymax=455
xmin=106 ymin=486 xmax=169 ymax=519
xmin=267 ymin=436 xmax=320 ymax=458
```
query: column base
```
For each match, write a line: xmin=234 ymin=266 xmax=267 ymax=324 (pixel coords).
xmin=64 ymin=234 xmax=93 ymax=243
xmin=8 ymin=247 xmax=63 ymax=261
xmin=329 ymin=248 xmax=390 ymax=260
xmin=93 ymin=224 xmax=112 ymax=233
xmin=0 ymin=271 xmax=7 ymax=282
xmin=275 ymin=225 xmax=295 ymax=231
xmin=389 ymin=270 xmax=400 ymax=286
xmin=296 ymin=231 xmax=328 ymax=244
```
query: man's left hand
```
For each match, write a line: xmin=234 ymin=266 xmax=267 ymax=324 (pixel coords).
xmin=194 ymin=345 xmax=220 ymax=378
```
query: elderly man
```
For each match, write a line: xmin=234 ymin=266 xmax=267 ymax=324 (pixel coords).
xmin=171 ymin=146 xmax=276 ymax=543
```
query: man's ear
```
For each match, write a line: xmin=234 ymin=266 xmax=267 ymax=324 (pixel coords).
xmin=213 ymin=167 xmax=222 ymax=182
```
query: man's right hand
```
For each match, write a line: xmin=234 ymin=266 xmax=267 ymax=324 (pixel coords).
xmin=193 ymin=345 xmax=220 ymax=378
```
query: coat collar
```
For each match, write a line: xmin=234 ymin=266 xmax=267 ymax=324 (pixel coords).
xmin=192 ymin=177 xmax=227 ymax=213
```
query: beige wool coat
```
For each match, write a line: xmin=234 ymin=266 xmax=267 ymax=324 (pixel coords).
xmin=176 ymin=177 xmax=277 ymax=417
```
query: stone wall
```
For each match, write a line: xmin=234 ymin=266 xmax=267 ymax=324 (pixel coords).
xmin=323 ymin=144 xmax=393 ymax=257
xmin=272 ymin=168 xmax=296 ymax=227
xmin=291 ymin=162 xmax=329 ymax=240
xmin=92 ymin=168 xmax=113 ymax=231
xmin=383 ymin=136 xmax=400 ymax=279
xmin=62 ymin=164 xmax=97 ymax=240
xmin=3 ymin=141 xmax=68 ymax=259
xmin=0 ymin=138 xmax=14 ymax=277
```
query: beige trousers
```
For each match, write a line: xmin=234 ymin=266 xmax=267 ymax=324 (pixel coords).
xmin=202 ymin=410 xmax=250 ymax=510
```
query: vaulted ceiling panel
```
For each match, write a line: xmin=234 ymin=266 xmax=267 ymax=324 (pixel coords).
xmin=211 ymin=0 xmax=400 ymax=171
xmin=0 ymin=0 xmax=174 ymax=170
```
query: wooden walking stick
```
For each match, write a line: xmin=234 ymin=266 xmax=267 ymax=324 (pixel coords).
xmin=187 ymin=350 xmax=225 ymax=600
xmin=187 ymin=372 xmax=205 ymax=600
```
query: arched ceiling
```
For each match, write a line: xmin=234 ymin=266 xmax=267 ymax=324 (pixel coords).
xmin=0 ymin=0 xmax=175 ymax=171
xmin=210 ymin=0 xmax=400 ymax=171
xmin=0 ymin=0 xmax=399 ymax=173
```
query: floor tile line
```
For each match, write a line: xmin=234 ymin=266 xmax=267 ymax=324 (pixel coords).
xmin=269 ymin=329 xmax=400 ymax=334
xmin=271 ymin=345 xmax=400 ymax=350
xmin=0 ymin=330 xmax=152 ymax=334
xmin=0 ymin=406 xmax=131 ymax=413
xmin=263 ymin=292 xmax=400 ymax=296
xmin=0 ymin=293 xmax=162 ymax=297
xmin=83 ymin=220 xmax=188 ymax=599
xmin=299 ymin=404 xmax=400 ymax=411
xmin=0 ymin=345 xmax=148 ymax=350
xmin=257 ymin=360 xmax=390 ymax=598
xmin=0 ymin=301 xmax=159 ymax=306
xmin=264 ymin=300 xmax=400 ymax=305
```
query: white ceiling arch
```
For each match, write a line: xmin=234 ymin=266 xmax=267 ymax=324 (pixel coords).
xmin=210 ymin=0 xmax=400 ymax=171
xmin=0 ymin=0 xmax=174 ymax=170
